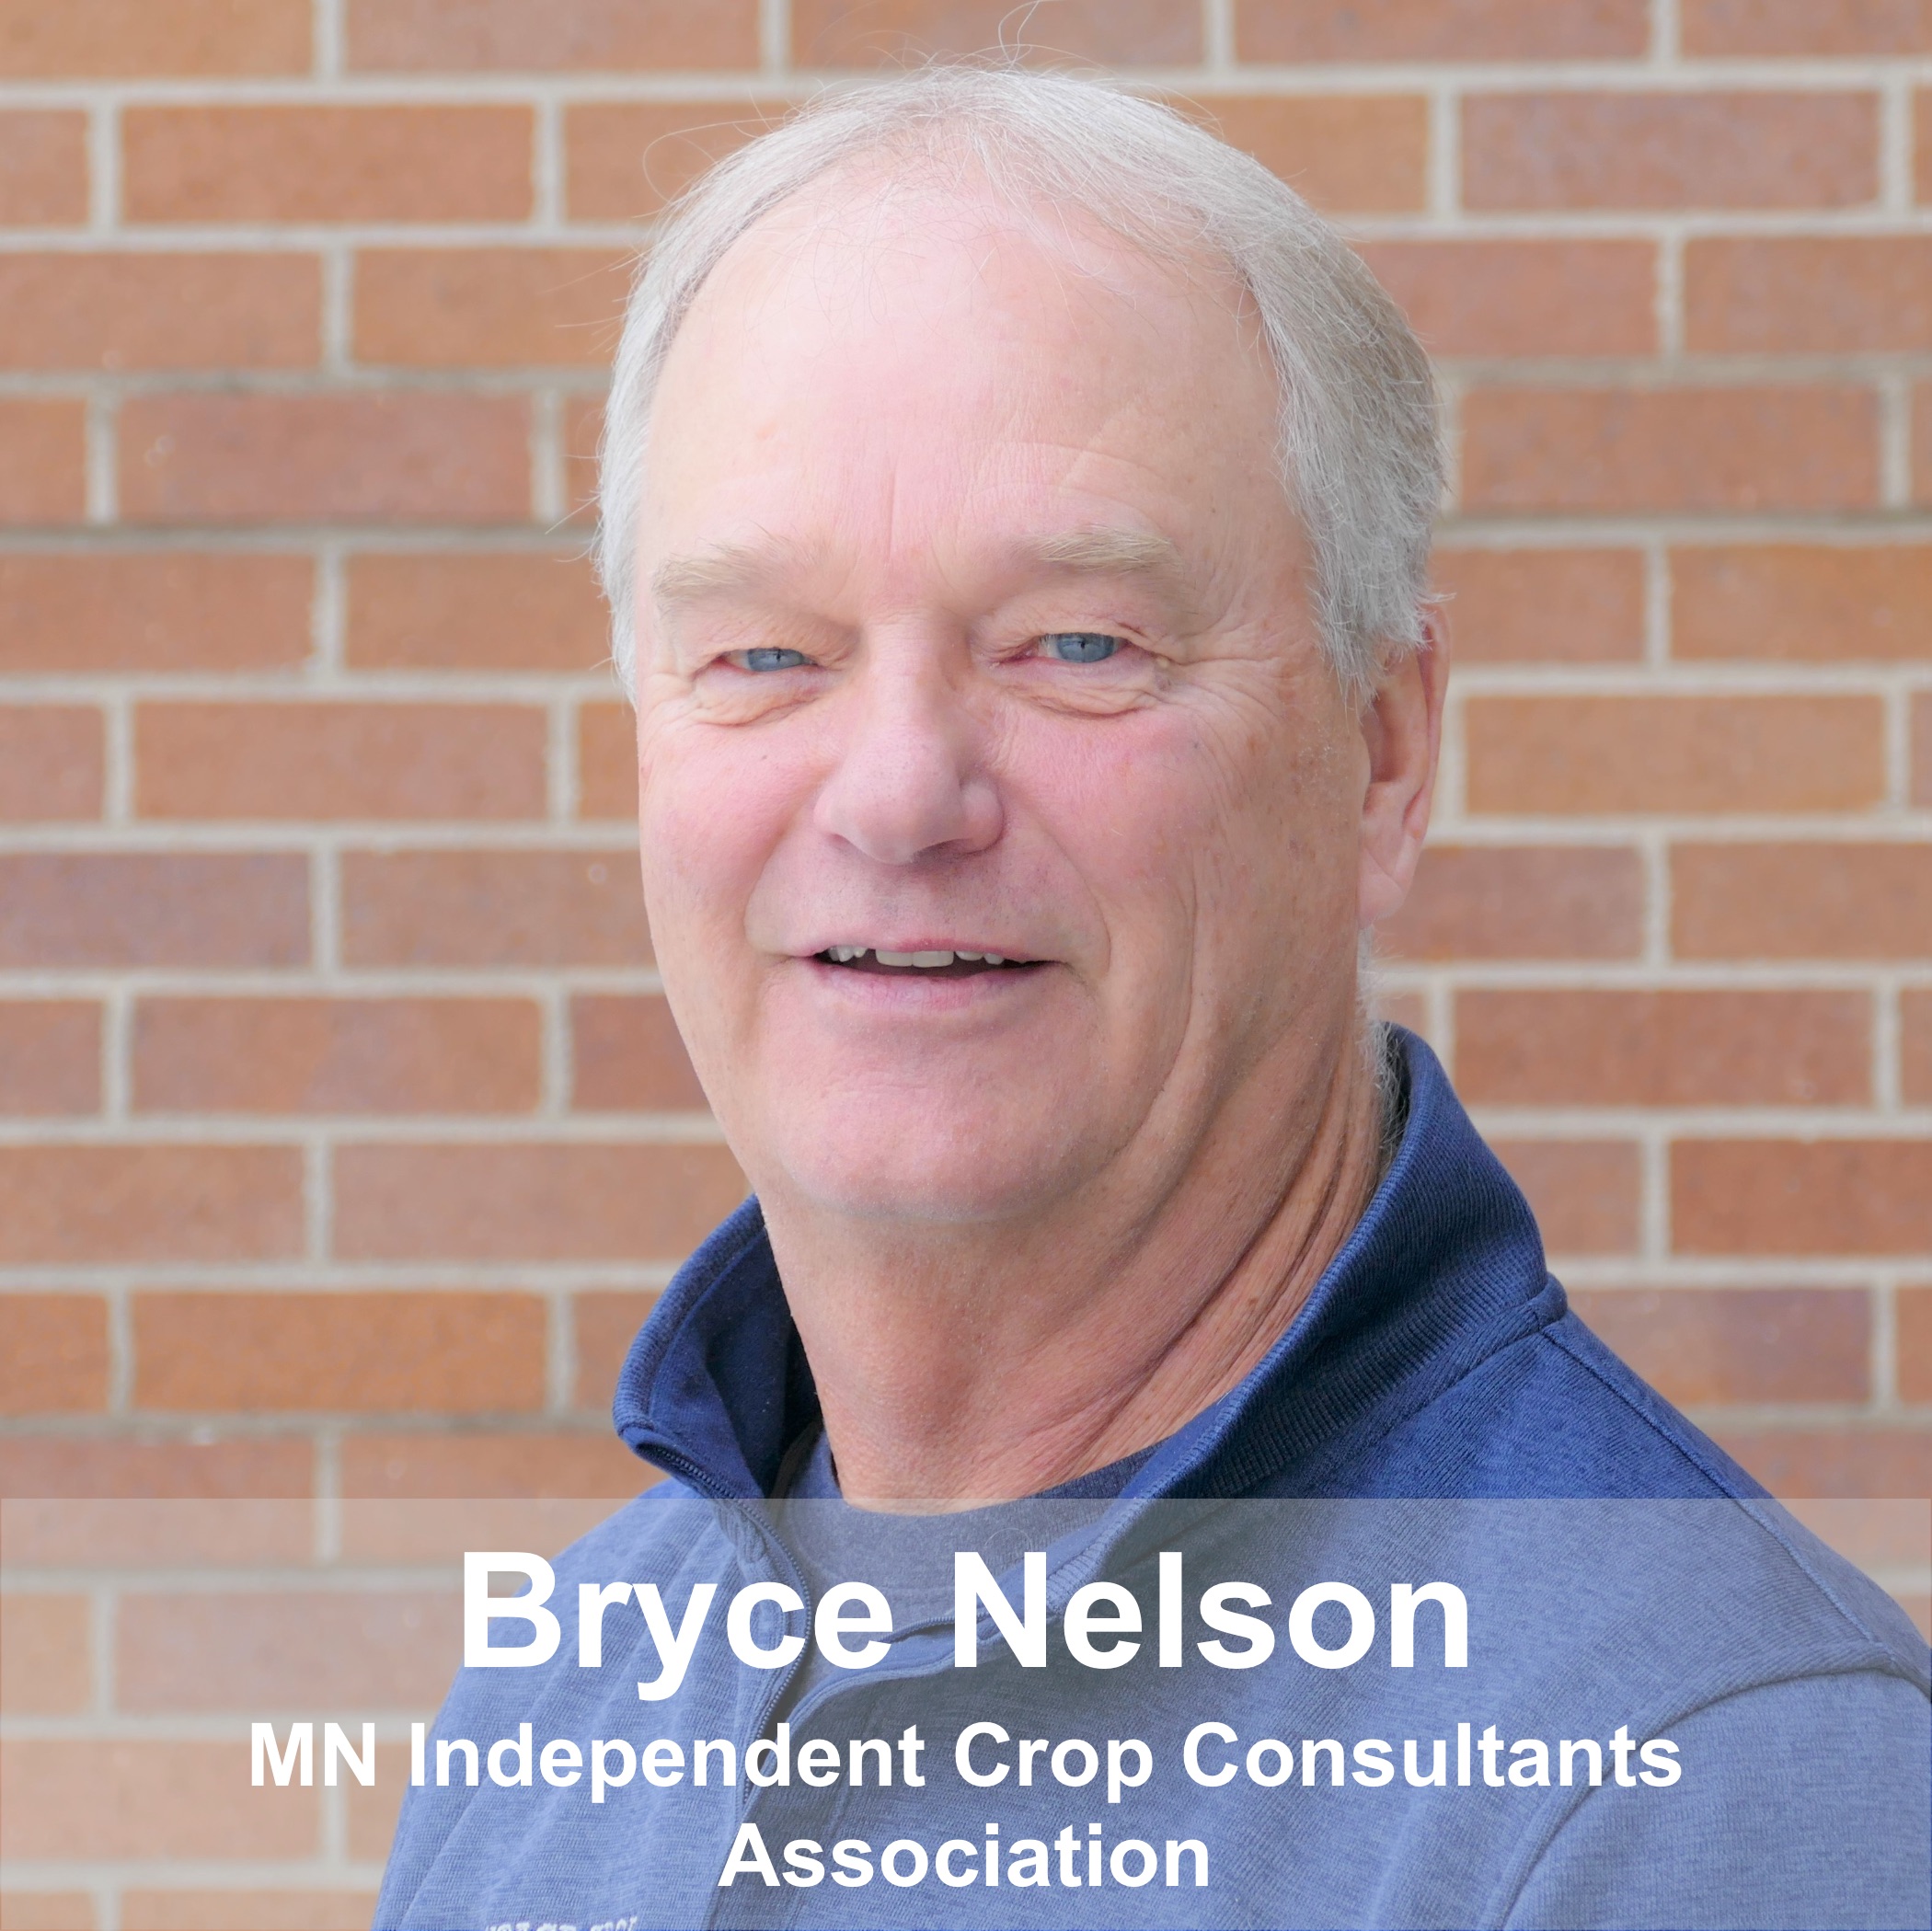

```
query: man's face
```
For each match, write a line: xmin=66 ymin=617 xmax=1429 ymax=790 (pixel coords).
xmin=634 ymin=178 xmax=1371 ymax=1225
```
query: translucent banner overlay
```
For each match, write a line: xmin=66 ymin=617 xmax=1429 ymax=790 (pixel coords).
xmin=3 ymin=1496 xmax=1927 ymax=1930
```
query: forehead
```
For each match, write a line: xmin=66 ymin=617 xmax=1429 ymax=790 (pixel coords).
xmin=638 ymin=169 xmax=1286 ymax=574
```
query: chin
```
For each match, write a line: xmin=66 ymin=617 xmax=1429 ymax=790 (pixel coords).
xmin=767 ymin=1109 xmax=1089 ymax=1225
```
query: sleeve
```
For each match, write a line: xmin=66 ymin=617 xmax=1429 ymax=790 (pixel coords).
xmin=1503 ymin=1669 xmax=1931 ymax=1931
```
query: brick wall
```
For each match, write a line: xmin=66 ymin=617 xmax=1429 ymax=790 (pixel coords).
xmin=1 ymin=1 xmax=1930 ymax=1917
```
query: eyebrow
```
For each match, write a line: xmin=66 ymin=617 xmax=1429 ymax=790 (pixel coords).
xmin=649 ymin=523 xmax=1191 ymax=611
xmin=1029 ymin=525 xmax=1188 ymax=580
xmin=651 ymin=540 xmax=799 ymax=609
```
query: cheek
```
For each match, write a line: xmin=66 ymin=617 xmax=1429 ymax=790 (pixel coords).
xmin=636 ymin=724 xmax=799 ymax=947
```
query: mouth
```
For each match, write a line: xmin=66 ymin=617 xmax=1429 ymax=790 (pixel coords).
xmin=811 ymin=946 xmax=1043 ymax=979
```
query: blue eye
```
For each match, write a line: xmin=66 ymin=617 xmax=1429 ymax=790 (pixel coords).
xmin=1040 ymin=633 xmax=1122 ymax=664
xmin=741 ymin=647 xmax=811 ymax=672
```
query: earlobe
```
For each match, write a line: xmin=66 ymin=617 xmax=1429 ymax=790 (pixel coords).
xmin=1356 ymin=609 xmax=1449 ymax=931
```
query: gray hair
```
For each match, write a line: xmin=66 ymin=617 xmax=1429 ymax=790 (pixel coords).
xmin=596 ymin=65 xmax=1441 ymax=701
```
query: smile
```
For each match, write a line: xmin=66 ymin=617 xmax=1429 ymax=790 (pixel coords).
xmin=813 ymin=947 xmax=1039 ymax=977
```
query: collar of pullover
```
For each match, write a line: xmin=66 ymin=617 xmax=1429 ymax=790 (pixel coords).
xmin=613 ymin=1029 xmax=1562 ymax=1503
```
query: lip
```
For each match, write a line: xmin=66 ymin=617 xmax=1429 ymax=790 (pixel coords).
xmin=791 ymin=953 xmax=1054 ymax=1010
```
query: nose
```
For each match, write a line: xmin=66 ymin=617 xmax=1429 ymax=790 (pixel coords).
xmin=811 ymin=641 xmax=1003 ymax=866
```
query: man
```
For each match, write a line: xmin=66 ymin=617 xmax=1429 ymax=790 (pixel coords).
xmin=378 ymin=68 xmax=1927 ymax=1929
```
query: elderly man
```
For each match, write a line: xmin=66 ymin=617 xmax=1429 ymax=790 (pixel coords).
xmin=378 ymin=69 xmax=1927 ymax=1930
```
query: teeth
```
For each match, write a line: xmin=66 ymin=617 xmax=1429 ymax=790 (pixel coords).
xmin=822 ymin=945 xmax=1018 ymax=969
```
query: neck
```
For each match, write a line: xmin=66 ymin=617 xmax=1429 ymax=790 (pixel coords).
xmin=760 ymin=1022 xmax=1390 ymax=1511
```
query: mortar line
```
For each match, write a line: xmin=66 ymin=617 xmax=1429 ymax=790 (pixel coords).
xmin=104 ymin=1278 xmax=133 ymax=1416
xmin=760 ymin=0 xmax=790 ymax=77
xmin=86 ymin=98 xmax=119 ymax=232
xmin=1878 ymin=369 xmax=1914 ymax=511
xmin=1650 ymin=0 xmax=1680 ymax=64
xmin=1880 ymin=75 xmax=1915 ymax=213
xmin=1874 ymin=975 xmax=1903 ymax=1112
xmin=84 ymin=390 xmax=118 ymax=524
xmin=546 ymin=1285 xmax=576 ymax=1416
xmin=315 ymin=0 xmax=345 ymax=78
xmin=1202 ymin=0 xmax=1234 ymax=73
xmin=1873 ymin=1276 xmax=1900 ymax=1410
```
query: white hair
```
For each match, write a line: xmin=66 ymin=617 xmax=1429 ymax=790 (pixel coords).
xmin=596 ymin=65 xmax=1441 ymax=701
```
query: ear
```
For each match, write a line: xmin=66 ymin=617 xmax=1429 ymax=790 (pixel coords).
xmin=1356 ymin=606 xmax=1448 ymax=930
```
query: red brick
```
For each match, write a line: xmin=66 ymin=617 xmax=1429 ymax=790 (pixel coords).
xmin=350 ymin=0 xmax=756 ymax=68
xmin=1238 ymin=0 xmax=1647 ymax=59
xmin=0 ymin=1436 xmax=312 ymax=1502
xmin=0 ymin=110 xmax=87 ymax=224
xmin=1180 ymin=96 xmax=1429 ymax=213
xmin=133 ymin=997 xmax=541 ymax=1114
xmin=1784 ymin=1499 xmax=1931 ymax=1571
xmin=0 ymin=1594 xmax=90 ymax=1712
xmin=0 ymin=1297 xmax=107 ymax=1412
xmin=1465 ymin=694 xmax=1883 ymax=815
xmin=0 ymin=399 xmax=85 ymax=525
xmin=339 ymin=1430 xmax=650 ymax=1498
xmin=354 ymin=247 xmax=629 ymax=370
xmin=1570 ymin=1287 xmax=1870 ymax=1405
xmin=1462 ymin=386 xmax=1878 ymax=515
xmin=1921 ymin=94 xmax=1932 ymax=204
xmin=0 ymin=254 xmax=319 ymax=373
xmin=1685 ymin=1 xmax=1932 ymax=53
xmin=1916 ymin=695 xmax=1932 ymax=808
xmin=1456 ymin=989 xmax=1870 ymax=1107
xmin=570 ymin=995 xmax=707 ymax=1111
xmin=0 ymin=0 xmax=309 ymax=75
xmin=562 ymin=391 xmax=604 ymax=525
xmin=1898 ymin=1287 xmax=1932 ymax=1403
xmin=0 ymin=1147 xmax=303 ymax=1264
xmin=1903 ymin=991 xmax=1932 ymax=1106
xmin=0 ymin=1004 xmax=99 ymax=1117
xmin=1462 ymin=91 xmax=1878 ymax=211
xmin=135 ymin=700 xmax=546 ymax=821
xmin=120 ymin=393 xmax=530 ymax=526
xmin=795 ymin=0 xmax=1201 ymax=66
xmin=335 ymin=1141 xmax=744 ymax=1261
xmin=1432 ymin=548 xmax=1644 ymax=664
xmin=0 ymin=1740 xmax=316 ymax=1860
xmin=122 ymin=1893 xmax=374 ymax=1931
xmin=0 ymin=1895 xmax=92 ymax=1930
xmin=123 ymin=105 xmax=534 ymax=224
xmin=1379 ymin=845 xmax=1644 ymax=960
xmin=1712 ymin=1429 xmax=1932 ymax=1499
xmin=0 ymin=553 xmax=312 ymax=673
xmin=117 ymin=1588 xmax=457 ymax=1710
xmin=0 ymin=707 xmax=102 ymax=820
xmin=1489 ymin=1139 xmax=1640 ymax=1255
xmin=1673 ymin=1140 xmax=1932 ymax=1255
xmin=1673 ymin=844 xmax=1932 ymax=960
xmin=0 ymin=854 xmax=308 ymax=968
xmin=1686 ymin=236 xmax=1932 ymax=353
xmin=1360 ymin=239 xmax=1655 ymax=360
xmin=345 ymin=550 xmax=606 ymax=671
xmin=341 ymin=848 xmax=649 ymax=966
xmin=1673 ymin=545 xmax=1932 ymax=663
xmin=564 ymin=98 xmax=793 ymax=220
xmin=133 ymin=1290 xmax=546 ymax=1413
xmin=572 ymin=1289 xmax=657 ymax=1409
xmin=1378 ymin=989 xmax=1432 ymax=1041
xmin=1918 ymin=384 xmax=1932 ymax=500
xmin=577 ymin=701 xmax=635 ymax=819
